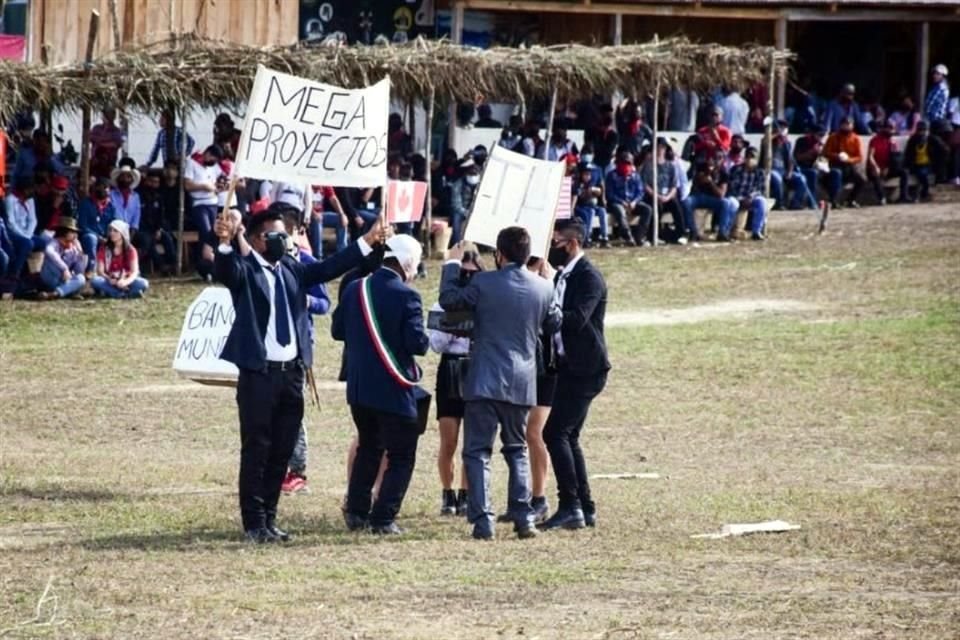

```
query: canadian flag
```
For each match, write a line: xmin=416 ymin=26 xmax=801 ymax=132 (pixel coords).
xmin=385 ymin=180 xmax=428 ymax=224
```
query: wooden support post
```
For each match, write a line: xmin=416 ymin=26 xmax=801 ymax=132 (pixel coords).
xmin=79 ymin=10 xmax=101 ymax=197
xmin=448 ymin=2 xmax=465 ymax=152
xmin=425 ymin=87 xmax=435 ymax=254
xmin=651 ymin=74 xmax=660 ymax=246
xmin=764 ymin=53 xmax=775 ymax=205
xmin=543 ymin=82 xmax=559 ymax=160
xmin=40 ymin=44 xmax=52 ymax=134
xmin=176 ymin=108 xmax=187 ymax=276
xmin=108 ymin=0 xmax=129 ymax=157
xmin=611 ymin=13 xmax=623 ymax=45
xmin=774 ymin=17 xmax=787 ymax=118
xmin=917 ymin=22 xmax=930 ymax=104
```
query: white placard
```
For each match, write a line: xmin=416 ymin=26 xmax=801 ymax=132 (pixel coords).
xmin=234 ymin=65 xmax=390 ymax=188
xmin=172 ymin=287 xmax=239 ymax=383
xmin=463 ymin=145 xmax=565 ymax=259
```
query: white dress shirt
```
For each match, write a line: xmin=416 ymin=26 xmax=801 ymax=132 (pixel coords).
xmin=553 ymin=250 xmax=584 ymax=357
xmin=428 ymin=302 xmax=471 ymax=355
xmin=250 ymin=250 xmax=299 ymax=362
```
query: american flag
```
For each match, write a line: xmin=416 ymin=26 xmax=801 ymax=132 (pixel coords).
xmin=555 ymin=176 xmax=574 ymax=220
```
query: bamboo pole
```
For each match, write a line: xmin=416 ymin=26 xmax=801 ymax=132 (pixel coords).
xmin=424 ymin=86 xmax=435 ymax=256
xmin=764 ymin=53 xmax=775 ymax=200
xmin=651 ymin=75 xmax=661 ymax=246
xmin=79 ymin=10 xmax=101 ymax=197
xmin=542 ymin=82 xmax=559 ymax=160
xmin=108 ymin=0 xmax=129 ymax=157
xmin=176 ymin=107 xmax=187 ymax=275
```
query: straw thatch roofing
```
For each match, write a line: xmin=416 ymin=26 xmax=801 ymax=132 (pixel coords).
xmin=0 ymin=35 xmax=790 ymax=121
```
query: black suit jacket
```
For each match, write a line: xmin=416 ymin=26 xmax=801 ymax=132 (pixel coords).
xmin=214 ymin=243 xmax=364 ymax=371
xmin=558 ymin=256 xmax=611 ymax=378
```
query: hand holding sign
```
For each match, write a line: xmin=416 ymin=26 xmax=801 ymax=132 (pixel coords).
xmin=215 ymin=214 xmax=239 ymax=244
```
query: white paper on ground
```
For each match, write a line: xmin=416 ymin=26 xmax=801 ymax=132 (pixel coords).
xmin=691 ymin=519 xmax=801 ymax=539
xmin=590 ymin=472 xmax=661 ymax=480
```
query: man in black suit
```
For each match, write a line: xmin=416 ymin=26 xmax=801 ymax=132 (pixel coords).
xmin=540 ymin=220 xmax=611 ymax=531
xmin=213 ymin=204 xmax=383 ymax=543
xmin=332 ymin=235 xmax=429 ymax=535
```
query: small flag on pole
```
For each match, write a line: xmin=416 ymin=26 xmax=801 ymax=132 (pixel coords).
xmin=385 ymin=180 xmax=427 ymax=224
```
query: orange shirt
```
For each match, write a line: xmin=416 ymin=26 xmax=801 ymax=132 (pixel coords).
xmin=824 ymin=132 xmax=863 ymax=166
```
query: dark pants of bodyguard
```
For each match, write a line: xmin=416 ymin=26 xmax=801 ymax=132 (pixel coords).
xmin=236 ymin=364 xmax=305 ymax=531
xmin=346 ymin=405 xmax=421 ymax=527
xmin=543 ymin=372 xmax=608 ymax=514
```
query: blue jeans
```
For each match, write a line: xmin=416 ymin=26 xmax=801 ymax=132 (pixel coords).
xmin=309 ymin=213 xmax=348 ymax=259
xmin=6 ymin=231 xmax=47 ymax=278
xmin=574 ymin=205 xmax=609 ymax=241
xmin=682 ymin=194 xmax=736 ymax=238
xmin=799 ymin=167 xmax=822 ymax=204
xmin=92 ymin=275 xmax=149 ymax=298
xmin=80 ymin=232 xmax=99 ymax=274
xmin=771 ymin=169 xmax=817 ymax=210
xmin=911 ymin=166 xmax=931 ymax=199
xmin=739 ymin=196 xmax=768 ymax=235
xmin=192 ymin=204 xmax=219 ymax=246
xmin=40 ymin=259 xmax=86 ymax=297
xmin=448 ymin=212 xmax=466 ymax=246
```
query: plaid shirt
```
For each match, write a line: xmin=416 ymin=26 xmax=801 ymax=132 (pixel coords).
xmin=728 ymin=164 xmax=765 ymax=199
xmin=924 ymin=81 xmax=949 ymax=121
xmin=146 ymin=127 xmax=196 ymax=166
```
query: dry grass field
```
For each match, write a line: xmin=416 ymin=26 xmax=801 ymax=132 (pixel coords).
xmin=1 ymin=200 xmax=958 ymax=639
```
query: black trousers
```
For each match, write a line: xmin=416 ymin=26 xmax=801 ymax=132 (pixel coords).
xmin=347 ymin=405 xmax=421 ymax=527
xmin=236 ymin=365 xmax=305 ymax=531
xmin=543 ymin=371 xmax=608 ymax=513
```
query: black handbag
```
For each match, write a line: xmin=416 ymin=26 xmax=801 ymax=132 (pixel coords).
xmin=414 ymin=387 xmax=432 ymax=435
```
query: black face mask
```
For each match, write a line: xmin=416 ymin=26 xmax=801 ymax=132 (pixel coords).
xmin=548 ymin=245 xmax=570 ymax=268
xmin=204 ymin=160 xmax=218 ymax=167
xmin=263 ymin=231 xmax=288 ymax=263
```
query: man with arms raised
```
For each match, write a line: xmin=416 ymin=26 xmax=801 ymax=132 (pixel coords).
xmin=439 ymin=227 xmax=561 ymax=540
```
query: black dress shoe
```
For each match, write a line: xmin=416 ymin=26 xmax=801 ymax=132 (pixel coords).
xmin=266 ymin=523 xmax=292 ymax=542
xmin=370 ymin=522 xmax=404 ymax=536
xmin=244 ymin=527 xmax=278 ymax=544
xmin=343 ymin=512 xmax=369 ymax=532
xmin=538 ymin=508 xmax=586 ymax=531
xmin=472 ymin=526 xmax=494 ymax=541
xmin=584 ymin=510 xmax=597 ymax=528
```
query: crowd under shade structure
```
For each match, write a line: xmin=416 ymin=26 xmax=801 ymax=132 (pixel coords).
xmin=0 ymin=33 xmax=792 ymax=264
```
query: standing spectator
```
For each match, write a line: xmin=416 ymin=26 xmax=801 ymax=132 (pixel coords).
xmin=91 ymin=220 xmax=148 ymax=298
xmin=617 ymin=100 xmax=654 ymax=157
xmin=640 ymin=138 xmax=686 ymax=243
xmin=604 ymin=151 xmax=644 ymax=246
xmin=109 ymin=164 xmax=142 ymax=234
xmin=89 ymin=107 xmax=125 ymax=169
xmin=448 ymin=158 xmax=480 ymax=244
xmin=903 ymin=121 xmax=948 ymax=202
xmin=718 ymin=86 xmax=750 ymax=135
xmin=497 ymin=115 xmax=523 ymax=152
xmin=213 ymin=113 xmax=242 ymax=160
xmin=763 ymin=120 xmax=816 ymax=210
xmin=540 ymin=127 xmax=579 ymax=162
xmin=474 ymin=105 xmax=502 ymax=129
xmin=77 ymin=177 xmax=116 ymax=278
xmin=184 ymin=145 xmax=225 ymax=247
xmin=727 ymin=147 xmax=768 ymax=241
xmin=38 ymin=217 xmax=87 ymax=300
xmin=667 ymin=88 xmax=699 ymax=132
xmin=682 ymin=153 xmax=737 ymax=243
xmin=889 ymin=94 xmax=922 ymax=136
xmin=924 ymin=64 xmax=950 ymax=125
xmin=867 ymin=120 xmax=907 ymax=205
xmin=519 ymin=120 xmax=543 ymax=158
xmin=144 ymin=109 xmax=195 ymax=167
xmin=823 ymin=84 xmax=869 ymax=134
xmin=138 ymin=169 xmax=177 ymax=274
xmin=590 ymin=111 xmax=619 ymax=171
xmin=823 ymin=116 xmax=867 ymax=208
xmin=387 ymin=113 xmax=413 ymax=158
xmin=695 ymin=105 xmax=733 ymax=155
xmin=573 ymin=161 xmax=608 ymax=248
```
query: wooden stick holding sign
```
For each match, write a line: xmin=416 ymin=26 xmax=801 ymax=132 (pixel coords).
xmin=542 ymin=82 xmax=559 ymax=161
xmin=424 ymin=85 xmax=435 ymax=253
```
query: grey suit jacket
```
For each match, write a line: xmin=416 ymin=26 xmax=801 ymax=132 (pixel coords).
xmin=439 ymin=262 xmax=561 ymax=406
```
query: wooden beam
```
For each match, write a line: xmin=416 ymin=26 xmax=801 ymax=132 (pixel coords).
xmin=774 ymin=17 xmax=787 ymax=118
xmin=917 ymin=22 xmax=930 ymax=104
xmin=611 ymin=13 xmax=622 ymax=46
xmin=449 ymin=2 xmax=465 ymax=153
xmin=79 ymin=9 xmax=100 ymax=198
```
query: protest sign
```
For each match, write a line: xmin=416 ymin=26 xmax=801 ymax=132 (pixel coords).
xmin=234 ymin=65 xmax=390 ymax=188
xmin=463 ymin=145 xmax=565 ymax=258
xmin=385 ymin=180 xmax=427 ymax=224
xmin=172 ymin=287 xmax=238 ymax=383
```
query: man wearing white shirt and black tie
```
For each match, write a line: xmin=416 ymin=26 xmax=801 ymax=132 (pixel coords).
xmin=539 ymin=220 xmax=611 ymax=531
xmin=213 ymin=204 xmax=383 ymax=543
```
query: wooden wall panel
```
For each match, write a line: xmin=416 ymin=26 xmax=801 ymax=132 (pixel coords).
xmin=31 ymin=0 xmax=298 ymax=64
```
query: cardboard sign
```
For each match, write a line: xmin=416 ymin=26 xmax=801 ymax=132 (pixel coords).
xmin=234 ymin=65 xmax=390 ymax=188
xmin=555 ymin=176 xmax=573 ymax=220
xmin=463 ymin=145 xmax=565 ymax=259
xmin=172 ymin=287 xmax=238 ymax=383
xmin=385 ymin=180 xmax=427 ymax=224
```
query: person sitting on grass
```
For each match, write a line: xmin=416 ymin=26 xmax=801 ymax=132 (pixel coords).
xmin=903 ymin=120 xmax=949 ymax=203
xmin=38 ymin=217 xmax=87 ymax=300
xmin=91 ymin=220 xmax=149 ymax=299
xmin=727 ymin=147 xmax=769 ymax=241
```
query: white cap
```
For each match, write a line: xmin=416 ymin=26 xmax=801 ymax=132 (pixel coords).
xmin=384 ymin=234 xmax=423 ymax=280
xmin=933 ymin=64 xmax=948 ymax=76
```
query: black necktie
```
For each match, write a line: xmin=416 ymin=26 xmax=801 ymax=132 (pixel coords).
xmin=273 ymin=266 xmax=291 ymax=347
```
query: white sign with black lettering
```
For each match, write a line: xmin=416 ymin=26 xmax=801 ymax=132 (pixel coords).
xmin=463 ymin=145 xmax=565 ymax=259
xmin=234 ymin=65 xmax=390 ymax=188
xmin=172 ymin=287 xmax=238 ymax=382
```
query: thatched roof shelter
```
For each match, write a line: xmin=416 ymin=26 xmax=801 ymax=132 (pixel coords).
xmin=0 ymin=35 xmax=790 ymax=122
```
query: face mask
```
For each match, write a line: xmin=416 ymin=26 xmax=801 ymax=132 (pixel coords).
xmin=616 ymin=162 xmax=633 ymax=177
xmin=263 ymin=231 xmax=288 ymax=263
xmin=204 ymin=160 xmax=217 ymax=167
xmin=581 ymin=154 xmax=594 ymax=164
xmin=548 ymin=244 xmax=570 ymax=268
xmin=465 ymin=175 xmax=480 ymax=186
